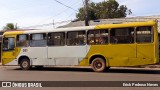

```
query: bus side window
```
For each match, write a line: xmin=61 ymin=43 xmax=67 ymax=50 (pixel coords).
xmin=136 ymin=26 xmax=153 ymax=43
xmin=3 ymin=37 xmax=15 ymax=51
xmin=30 ymin=33 xmax=47 ymax=47
xmin=87 ymin=30 xmax=95 ymax=45
xmin=17 ymin=34 xmax=29 ymax=47
xmin=110 ymin=27 xmax=134 ymax=44
xmin=88 ymin=30 xmax=108 ymax=45
xmin=67 ymin=31 xmax=86 ymax=46
xmin=48 ymin=32 xmax=65 ymax=46
xmin=100 ymin=30 xmax=109 ymax=44
xmin=87 ymin=30 xmax=100 ymax=45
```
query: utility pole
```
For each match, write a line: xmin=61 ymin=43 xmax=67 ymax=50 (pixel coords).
xmin=84 ymin=0 xmax=89 ymax=26
xmin=53 ymin=19 xmax=55 ymax=28
xmin=15 ymin=23 xmax=18 ymax=30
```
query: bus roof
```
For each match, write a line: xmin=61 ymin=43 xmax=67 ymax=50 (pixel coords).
xmin=96 ymin=20 xmax=156 ymax=29
xmin=3 ymin=20 xmax=157 ymax=35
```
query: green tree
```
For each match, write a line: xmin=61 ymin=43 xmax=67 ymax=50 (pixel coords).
xmin=76 ymin=0 xmax=132 ymax=20
xmin=76 ymin=2 xmax=97 ymax=20
xmin=3 ymin=23 xmax=18 ymax=30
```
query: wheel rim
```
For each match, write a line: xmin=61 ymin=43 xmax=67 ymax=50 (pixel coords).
xmin=22 ymin=61 xmax=29 ymax=68
xmin=93 ymin=60 xmax=103 ymax=70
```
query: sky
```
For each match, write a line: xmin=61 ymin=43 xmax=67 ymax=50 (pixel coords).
xmin=0 ymin=0 xmax=160 ymax=30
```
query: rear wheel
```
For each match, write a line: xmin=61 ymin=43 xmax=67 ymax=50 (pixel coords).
xmin=91 ymin=58 xmax=106 ymax=72
xmin=20 ymin=58 xmax=31 ymax=70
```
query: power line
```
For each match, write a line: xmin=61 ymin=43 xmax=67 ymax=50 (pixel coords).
xmin=38 ymin=1 xmax=81 ymax=24
xmin=21 ymin=11 xmax=79 ymax=29
xmin=21 ymin=0 xmax=86 ymax=29
xmin=24 ymin=11 xmax=77 ymax=29
xmin=21 ymin=20 xmax=71 ymax=29
xmin=54 ymin=0 xmax=78 ymax=12
xmin=66 ymin=12 xmax=76 ymax=19
xmin=22 ymin=1 xmax=81 ymax=29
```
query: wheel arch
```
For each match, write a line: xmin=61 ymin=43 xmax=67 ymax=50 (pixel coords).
xmin=18 ymin=55 xmax=31 ymax=65
xmin=89 ymin=54 xmax=109 ymax=66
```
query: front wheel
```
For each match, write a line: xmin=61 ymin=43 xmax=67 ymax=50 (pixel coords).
xmin=20 ymin=58 xmax=31 ymax=70
xmin=91 ymin=58 xmax=106 ymax=72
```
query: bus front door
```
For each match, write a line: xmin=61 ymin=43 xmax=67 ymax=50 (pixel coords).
xmin=2 ymin=36 xmax=16 ymax=65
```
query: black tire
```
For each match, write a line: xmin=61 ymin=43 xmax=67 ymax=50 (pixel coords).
xmin=91 ymin=58 xmax=106 ymax=72
xmin=105 ymin=66 xmax=110 ymax=71
xmin=20 ymin=58 xmax=31 ymax=70
xmin=106 ymin=66 xmax=110 ymax=70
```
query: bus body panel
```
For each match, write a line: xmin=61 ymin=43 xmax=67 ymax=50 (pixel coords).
xmin=86 ymin=44 xmax=136 ymax=66
xmin=48 ymin=46 xmax=87 ymax=66
xmin=26 ymin=47 xmax=48 ymax=65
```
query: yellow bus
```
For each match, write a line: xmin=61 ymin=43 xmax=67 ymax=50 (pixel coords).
xmin=1 ymin=20 xmax=159 ymax=72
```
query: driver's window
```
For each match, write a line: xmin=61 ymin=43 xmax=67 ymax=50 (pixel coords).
xmin=3 ymin=37 xmax=15 ymax=51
